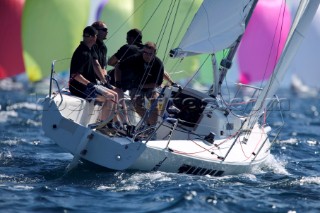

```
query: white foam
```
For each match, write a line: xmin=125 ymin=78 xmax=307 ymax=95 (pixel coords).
xmin=307 ymin=140 xmax=317 ymax=146
xmin=111 ymin=172 xmax=172 ymax=191
xmin=9 ymin=185 xmax=34 ymax=191
xmin=0 ymin=151 xmax=13 ymax=159
xmin=126 ymin=172 xmax=172 ymax=183
xmin=97 ymin=185 xmax=116 ymax=191
xmin=242 ymin=173 xmax=257 ymax=181
xmin=299 ymin=176 xmax=320 ymax=185
xmin=0 ymin=111 xmax=18 ymax=122
xmin=0 ymin=174 xmax=11 ymax=178
xmin=0 ymin=78 xmax=25 ymax=91
xmin=26 ymin=119 xmax=42 ymax=127
xmin=281 ymin=138 xmax=298 ymax=144
xmin=1 ymin=139 xmax=19 ymax=146
xmin=37 ymin=152 xmax=73 ymax=160
xmin=263 ymin=155 xmax=289 ymax=175
xmin=6 ymin=102 xmax=43 ymax=111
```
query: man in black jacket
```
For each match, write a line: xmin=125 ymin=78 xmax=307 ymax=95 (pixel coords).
xmin=115 ymin=42 xmax=164 ymax=126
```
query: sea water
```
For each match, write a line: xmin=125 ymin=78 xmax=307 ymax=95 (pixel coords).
xmin=0 ymin=85 xmax=319 ymax=213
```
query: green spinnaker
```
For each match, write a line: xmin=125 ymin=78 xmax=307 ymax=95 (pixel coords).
xmin=22 ymin=0 xmax=90 ymax=82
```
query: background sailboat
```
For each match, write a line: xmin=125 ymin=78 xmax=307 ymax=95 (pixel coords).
xmin=286 ymin=0 xmax=320 ymax=97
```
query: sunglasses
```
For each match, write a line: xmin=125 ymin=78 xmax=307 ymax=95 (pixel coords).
xmin=97 ymin=28 xmax=108 ymax=32
xmin=83 ymin=34 xmax=97 ymax=38
xmin=143 ymin=51 xmax=154 ymax=56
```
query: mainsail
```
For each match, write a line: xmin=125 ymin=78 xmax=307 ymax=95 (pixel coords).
xmin=171 ymin=0 xmax=255 ymax=57
xmin=170 ymin=0 xmax=257 ymax=96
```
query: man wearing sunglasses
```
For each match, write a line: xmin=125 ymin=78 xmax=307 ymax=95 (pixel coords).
xmin=91 ymin=21 xmax=128 ymax=130
xmin=115 ymin=42 xmax=164 ymax=127
xmin=92 ymin=21 xmax=108 ymax=72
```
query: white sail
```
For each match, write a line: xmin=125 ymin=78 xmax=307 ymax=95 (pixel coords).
xmin=287 ymin=1 xmax=320 ymax=91
xmin=244 ymin=0 xmax=320 ymax=129
xmin=174 ymin=0 xmax=254 ymax=56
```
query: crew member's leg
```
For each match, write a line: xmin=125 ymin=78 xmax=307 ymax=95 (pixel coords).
xmin=147 ymin=91 xmax=159 ymax=126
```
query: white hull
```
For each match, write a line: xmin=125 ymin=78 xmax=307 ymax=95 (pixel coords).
xmin=42 ymin=88 xmax=271 ymax=176
xmin=41 ymin=0 xmax=320 ymax=177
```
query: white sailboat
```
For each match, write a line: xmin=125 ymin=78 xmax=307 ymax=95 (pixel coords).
xmin=41 ymin=0 xmax=319 ymax=176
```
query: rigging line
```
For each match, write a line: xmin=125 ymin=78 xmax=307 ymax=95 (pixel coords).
xmin=183 ymin=54 xmax=211 ymax=89
xmin=170 ymin=137 xmax=220 ymax=156
xmin=155 ymin=0 xmax=177 ymax=56
xmin=258 ymin=0 xmax=287 ymax=89
xmin=134 ymin=61 xmax=154 ymax=96
xmin=133 ymin=57 xmax=163 ymax=108
xmin=140 ymin=1 xmax=164 ymax=32
xmin=166 ymin=57 xmax=184 ymax=76
xmin=106 ymin=0 xmax=147 ymax=42
xmin=171 ymin=0 xmax=196 ymax=48
xmin=162 ymin=0 xmax=181 ymax=64
xmin=249 ymin=0 xmax=287 ymax=126
xmin=157 ymin=0 xmax=176 ymax=42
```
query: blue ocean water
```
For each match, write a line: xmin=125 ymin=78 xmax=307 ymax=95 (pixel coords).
xmin=0 ymin=85 xmax=319 ymax=213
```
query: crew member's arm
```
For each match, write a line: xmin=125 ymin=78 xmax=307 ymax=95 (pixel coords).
xmin=143 ymin=64 xmax=164 ymax=89
xmin=114 ymin=64 xmax=122 ymax=87
xmin=107 ymin=55 xmax=119 ymax=67
xmin=71 ymin=73 xmax=91 ymax=86
xmin=163 ymin=70 xmax=174 ymax=85
xmin=142 ymin=83 xmax=158 ymax=89
xmin=93 ymin=59 xmax=108 ymax=84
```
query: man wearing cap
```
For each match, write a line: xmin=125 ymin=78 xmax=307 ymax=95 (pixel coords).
xmin=69 ymin=26 xmax=118 ymax=127
xmin=108 ymin=28 xmax=143 ymax=68
xmin=108 ymin=29 xmax=175 ymax=91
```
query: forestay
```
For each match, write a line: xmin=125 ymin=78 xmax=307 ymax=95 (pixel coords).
xmin=172 ymin=0 xmax=255 ymax=57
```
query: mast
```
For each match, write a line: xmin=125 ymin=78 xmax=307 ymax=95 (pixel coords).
xmin=210 ymin=54 xmax=219 ymax=97
xmin=243 ymin=0 xmax=320 ymax=129
xmin=215 ymin=0 xmax=258 ymax=97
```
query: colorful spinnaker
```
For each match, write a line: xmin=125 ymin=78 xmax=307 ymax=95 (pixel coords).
xmin=0 ymin=0 xmax=25 ymax=79
xmin=22 ymin=0 xmax=91 ymax=82
xmin=237 ymin=0 xmax=291 ymax=84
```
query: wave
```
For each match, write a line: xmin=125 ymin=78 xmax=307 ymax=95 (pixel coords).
xmin=263 ymin=155 xmax=289 ymax=175
xmin=6 ymin=102 xmax=43 ymax=111
xmin=8 ymin=185 xmax=34 ymax=191
xmin=299 ymin=176 xmax=320 ymax=185
xmin=0 ymin=111 xmax=18 ymax=123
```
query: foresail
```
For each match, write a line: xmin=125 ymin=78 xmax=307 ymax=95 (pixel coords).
xmin=171 ymin=0 xmax=255 ymax=57
xmin=244 ymin=0 xmax=320 ymax=129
